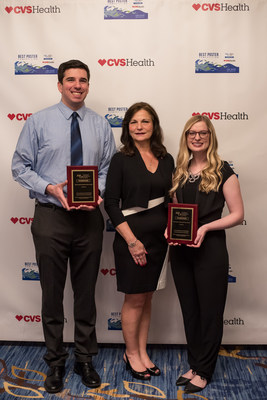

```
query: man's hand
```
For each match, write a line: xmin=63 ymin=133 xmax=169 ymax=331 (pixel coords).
xmin=45 ymin=180 xmax=69 ymax=210
xmin=69 ymin=195 xmax=103 ymax=211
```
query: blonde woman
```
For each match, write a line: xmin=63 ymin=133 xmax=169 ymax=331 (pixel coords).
xmin=168 ymin=115 xmax=244 ymax=394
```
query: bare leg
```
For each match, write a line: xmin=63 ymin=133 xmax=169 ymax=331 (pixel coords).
xmin=138 ymin=292 xmax=157 ymax=369
xmin=121 ymin=292 xmax=149 ymax=372
xmin=182 ymin=369 xmax=196 ymax=379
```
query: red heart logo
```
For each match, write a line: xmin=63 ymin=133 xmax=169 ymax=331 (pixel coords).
xmin=8 ymin=113 xmax=15 ymax=120
xmin=98 ymin=59 xmax=106 ymax=66
xmin=16 ymin=315 xmax=23 ymax=321
xmin=192 ymin=3 xmax=201 ymax=10
xmin=5 ymin=6 xmax=13 ymax=13
xmin=101 ymin=269 xmax=109 ymax=275
xmin=11 ymin=217 xmax=18 ymax=224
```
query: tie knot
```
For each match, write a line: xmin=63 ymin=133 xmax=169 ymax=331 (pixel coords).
xmin=72 ymin=112 xmax=78 ymax=119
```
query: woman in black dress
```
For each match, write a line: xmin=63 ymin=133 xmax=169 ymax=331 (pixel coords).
xmin=168 ymin=115 xmax=244 ymax=393
xmin=104 ymin=102 xmax=174 ymax=380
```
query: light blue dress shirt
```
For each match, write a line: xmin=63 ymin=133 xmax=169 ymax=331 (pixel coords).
xmin=12 ymin=101 xmax=116 ymax=206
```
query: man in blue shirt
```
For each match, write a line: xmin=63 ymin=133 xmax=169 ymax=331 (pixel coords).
xmin=12 ymin=60 xmax=116 ymax=393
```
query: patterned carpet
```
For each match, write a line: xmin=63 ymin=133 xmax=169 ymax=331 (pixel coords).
xmin=0 ymin=342 xmax=267 ymax=399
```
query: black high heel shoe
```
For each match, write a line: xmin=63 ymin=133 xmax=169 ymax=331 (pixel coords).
xmin=124 ymin=354 xmax=151 ymax=380
xmin=176 ymin=370 xmax=196 ymax=386
xmin=176 ymin=376 xmax=191 ymax=386
xmin=176 ymin=369 xmax=196 ymax=386
xmin=185 ymin=376 xmax=207 ymax=394
xmin=147 ymin=364 xmax=161 ymax=376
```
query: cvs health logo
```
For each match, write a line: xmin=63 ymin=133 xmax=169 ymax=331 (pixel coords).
xmin=101 ymin=268 xmax=116 ymax=276
xmin=192 ymin=111 xmax=248 ymax=120
xmin=192 ymin=3 xmax=249 ymax=11
xmin=11 ymin=217 xmax=33 ymax=225
xmin=16 ymin=315 xmax=41 ymax=323
xmin=8 ymin=113 xmax=32 ymax=121
xmin=5 ymin=6 xmax=31 ymax=14
xmin=192 ymin=3 xmax=220 ymax=11
xmin=5 ymin=5 xmax=60 ymax=14
xmin=99 ymin=59 xmax=126 ymax=67
xmin=193 ymin=112 xmax=220 ymax=119
xmin=98 ymin=58 xmax=154 ymax=67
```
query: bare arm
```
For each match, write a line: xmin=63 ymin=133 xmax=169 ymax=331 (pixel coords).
xmin=190 ymin=174 xmax=244 ymax=248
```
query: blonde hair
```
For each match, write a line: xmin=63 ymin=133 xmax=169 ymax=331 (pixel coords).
xmin=170 ymin=115 xmax=223 ymax=196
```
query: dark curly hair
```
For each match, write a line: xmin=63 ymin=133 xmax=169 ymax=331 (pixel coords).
xmin=120 ymin=102 xmax=167 ymax=158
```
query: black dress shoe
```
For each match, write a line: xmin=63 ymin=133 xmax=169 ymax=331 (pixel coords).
xmin=185 ymin=377 xmax=207 ymax=394
xmin=176 ymin=376 xmax=191 ymax=386
xmin=74 ymin=361 xmax=101 ymax=388
xmin=147 ymin=364 xmax=161 ymax=376
xmin=44 ymin=366 xmax=65 ymax=393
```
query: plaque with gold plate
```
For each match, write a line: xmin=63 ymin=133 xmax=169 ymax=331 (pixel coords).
xmin=167 ymin=203 xmax=198 ymax=244
xmin=67 ymin=166 xmax=98 ymax=207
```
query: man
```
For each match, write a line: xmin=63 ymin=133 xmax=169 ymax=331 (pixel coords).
xmin=12 ymin=60 xmax=116 ymax=393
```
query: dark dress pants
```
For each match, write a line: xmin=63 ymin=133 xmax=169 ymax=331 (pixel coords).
xmin=31 ymin=202 xmax=104 ymax=366
xmin=170 ymin=231 xmax=229 ymax=381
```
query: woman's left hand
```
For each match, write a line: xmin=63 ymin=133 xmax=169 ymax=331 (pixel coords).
xmin=128 ymin=240 xmax=148 ymax=266
xmin=187 ymin=225 xmax=207 ymax=248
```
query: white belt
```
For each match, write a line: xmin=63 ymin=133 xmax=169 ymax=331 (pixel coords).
xmin=122 ymin=196 xmax=165 ymax=217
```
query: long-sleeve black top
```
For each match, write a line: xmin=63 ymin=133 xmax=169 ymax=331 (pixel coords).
xmin=104 ymin=149 xmax=174 ymax=228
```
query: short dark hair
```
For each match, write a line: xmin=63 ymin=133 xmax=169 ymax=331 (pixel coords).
xmin=120 ymin=102 xmax=167 ymax=158
xmin=57 ymin=60 xmax=90 ymax=84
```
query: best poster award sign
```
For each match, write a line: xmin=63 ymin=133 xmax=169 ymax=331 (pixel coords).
xmin=67 ymin=166 xmax=98 ymax=207
xmin=167 ymin=203 xmax=198 ymax=244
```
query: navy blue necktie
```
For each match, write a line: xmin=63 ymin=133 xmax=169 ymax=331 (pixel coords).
xmin=71 ymin=112 xmax=83 ymax=166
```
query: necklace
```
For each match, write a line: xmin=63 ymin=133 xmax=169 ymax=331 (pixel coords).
xmin=188 ymin=170 xmax=201 ymax=183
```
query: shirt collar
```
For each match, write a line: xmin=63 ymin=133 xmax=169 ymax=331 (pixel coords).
xmin=58 ymin=101 xmax=86 ymax=121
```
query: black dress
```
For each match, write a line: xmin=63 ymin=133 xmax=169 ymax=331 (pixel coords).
xmin=104 ymin=149 xmax=174 ymax=294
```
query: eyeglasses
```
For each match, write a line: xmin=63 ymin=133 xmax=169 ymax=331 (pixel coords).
xmin=187 ymin=130 xmax=209 ymax=138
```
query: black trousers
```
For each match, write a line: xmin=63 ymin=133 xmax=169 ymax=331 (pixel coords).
xmin=170 ymin=230 xmax=229 ymax=381
xmin=31 ymin=202 xmax=104 ymax=367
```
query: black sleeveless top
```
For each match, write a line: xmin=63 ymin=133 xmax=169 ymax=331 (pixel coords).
xmin=175 ymin=161 xmax=235 ymax=226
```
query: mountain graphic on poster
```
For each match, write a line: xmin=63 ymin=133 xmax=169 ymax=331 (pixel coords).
xmin=15 ymin=61 xmax=57 ymax=75
xmin=195 ymin=60 xmax=239 ymax=73
xmin=105 ymin=114 xmax=123 ymax=128
xmin=104 ymin=6 xmax=148 ymax=19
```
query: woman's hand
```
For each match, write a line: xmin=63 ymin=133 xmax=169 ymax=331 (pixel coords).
xmin=114 ymin=221 xmax=148 ymax=265
xmin=128 ymin=240 xmax=148 ymax=266
xmin=187 ymin=225 xmax=208 ymax=248
xmin=164 ymin=226 xmax=181 ymax=246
